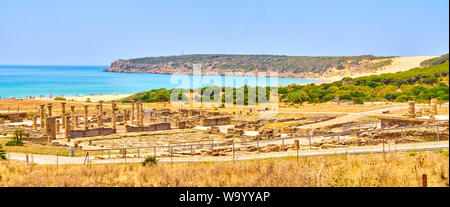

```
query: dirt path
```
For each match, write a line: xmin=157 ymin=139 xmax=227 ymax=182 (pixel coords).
xmin=6 ymin=141 xmax=448 ymax=165
xmin=297 ymin=105 xmax=408 ymax=129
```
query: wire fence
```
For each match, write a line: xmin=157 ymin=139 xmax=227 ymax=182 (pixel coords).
xmin=82 ymin=123 xmax=448 ymax=163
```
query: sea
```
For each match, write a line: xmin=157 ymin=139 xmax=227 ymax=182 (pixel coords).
xmin=0 ymin=65 xmax=320 ymax=98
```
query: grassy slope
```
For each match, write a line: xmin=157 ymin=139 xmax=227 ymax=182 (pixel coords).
xmin=1 ymin=150 xmax=448 ymax=187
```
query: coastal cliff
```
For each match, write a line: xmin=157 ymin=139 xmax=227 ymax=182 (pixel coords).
xmin=104 ymin=54 xmax=396 ymax=79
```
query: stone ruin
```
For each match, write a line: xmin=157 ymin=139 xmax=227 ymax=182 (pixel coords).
xmin=0 ymin=112 xmax=27 ymax=122
xmin=379 ymin=99 xmax=444 ymax=129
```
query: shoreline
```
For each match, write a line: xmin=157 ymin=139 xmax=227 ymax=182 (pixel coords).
xmin=34 ymin=93 xmax=134 ymax=102
xmin=1 ymin=56 xmax=435 ymax=99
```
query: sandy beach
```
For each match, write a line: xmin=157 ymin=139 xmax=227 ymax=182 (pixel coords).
xmin=35 ymin=93 xmax=133 ymax=102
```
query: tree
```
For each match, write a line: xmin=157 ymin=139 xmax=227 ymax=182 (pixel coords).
xmin=285 ymin=90 xmax=308 ymax=104
xmin=14 ymin=129 xmax=25 ymax=141
xmin=5 ymin=129 xmax=24 ymax=146
xmin=353 ymin=97 xmax=365 ymax=105
xmin=384 ymin=93 xmax=397 ymax=101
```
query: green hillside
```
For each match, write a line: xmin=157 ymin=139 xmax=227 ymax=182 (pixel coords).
xmin=280 ymin=59 xmax=449 ymax=104
xmin=420 ymin=54 xmax=449 ymax=67
xmin=128 ymin=54 xmax=393 ymax=73
xmin=123 ymin=55 xmax=449 ymax=105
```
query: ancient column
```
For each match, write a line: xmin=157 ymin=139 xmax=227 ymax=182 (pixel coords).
xmin=56 ymin=120 xmax=61 ymax=134
xmin=123 ymin=109 xmax=128 ymax=125
xmin=131 ymin=100 xmax=136 ymax=123
xmin=65 ymin=116 xmax=71 ymax=142
xmin=98 ymin=100 xmax=104 ymax=126
xmin=136 ymin=101 xmax=140 ymax=125
xmin=74 ymin=116 xmax=79 ymax=128
xmin=45 ymin=117 xmax=56 ymax=143
xmin=138 ymin=101 xmax=144 ymax=127
xmin=111 ymin=101 xmax=116 ymax=131
xmin=408 ymin=101 xmax=415 ymax=118
xmin=141 ymin=102 xmax=145 ymax=125
xmin=45 ymin=117 xmax=50 ymax=142
xmin=47 ymin=103 xmax=53 ymax=117
xmin=70 ymin=105 xmax=76 ymax=126
xmin=32 ymin=116 xmax=37 ymax=130
xmin=61 ymin=102 xmax=66 ymax=129
xmin=430 ymin=99 xmax=438 ymax=116
xmin=39 ymin=104 xmax=45 ymax=130
xmin=83 ymin=105 xmax=89 ymax=130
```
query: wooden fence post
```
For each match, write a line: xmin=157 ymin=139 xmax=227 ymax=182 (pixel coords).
xmin=309 ymin=132 xmax=312 ymax=150
xmin=401 ymin=128 xmax=404 ymax=144
xmin=436 ymin=126 xmax=440 ymax=141
xmin=232 ymin=138 xmax=235 ymax=162
xmin=294 ymin=140 xmax=299 ymax=163
xmin=422 ymin=174 xmax=427 ymax=187
xmin=170 ymin=146 xmax=173 ymax=164
xmin=257 ymin=138 xmax=260 ymax=152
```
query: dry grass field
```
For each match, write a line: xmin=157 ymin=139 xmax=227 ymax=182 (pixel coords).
xmin=0 ymin=150 xmax=448 ymax=187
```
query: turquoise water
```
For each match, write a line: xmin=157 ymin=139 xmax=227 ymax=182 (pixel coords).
xmin=0 ymin=65 xmax=320 ymax=98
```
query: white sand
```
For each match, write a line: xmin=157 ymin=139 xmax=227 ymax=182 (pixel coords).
xmin=36 ymin=94 xmax=133 ymax=102
xmin=322 ymin=56 xmax=436 ymax=82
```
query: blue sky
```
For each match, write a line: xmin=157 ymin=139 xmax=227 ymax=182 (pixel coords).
xmin=0 ymin=0 xmax=448 ymax=65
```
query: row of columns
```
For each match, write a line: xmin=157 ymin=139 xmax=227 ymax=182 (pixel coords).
xmin=407 ymin=99 xmax=439 ymax=118
xmin=128 ymin=100 xmax=144 ymax=127
xmin=37 ymin=100 xmax=146 ymax=142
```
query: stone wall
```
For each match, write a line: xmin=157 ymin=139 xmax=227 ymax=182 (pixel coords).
xmin=379 ymin=117 xmax=425 ymax=128
xmin=125 ymin=122 xmax=171 ymax=132
xmin=0 ymin=112 xmax=27 ymax=122
xmin=200 ymin=116 xmax=230 ymax=126
xmin=70 ymin=127 xmax=115 ymax=138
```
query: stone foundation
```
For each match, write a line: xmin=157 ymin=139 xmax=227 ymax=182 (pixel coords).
xmin=125 ymin=123 xmax=171 ymax=132
xmin=70 ymin=127 xmax=115 ymax=138
xmin=200 ymin=116 xmax=231 ymax=126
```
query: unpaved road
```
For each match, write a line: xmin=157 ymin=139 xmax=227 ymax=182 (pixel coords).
xmin=297 ymin=106 xmax=408 ymax=129
xmin=6 ymin=141 xmax=448 ymax=165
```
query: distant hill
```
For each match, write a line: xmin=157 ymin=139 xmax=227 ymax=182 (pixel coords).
xmin=122 ymin=54 xmax=449 ymax=104
xmin=104 ymin=54 xmax=396 ymax=78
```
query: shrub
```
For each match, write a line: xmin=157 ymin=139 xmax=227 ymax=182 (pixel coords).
xmin=408 ymin=151 xmax=417 ymax=157
xmin=384 ymin=93 xmax=397 ymax=101
xmin=339 ymin=94 xmax=352 ymax=101
xmin=5 ymin=140 xmax=23 ymax=146
xmin=54 ymin=97 xmax=66 ymax=101
xmin=5 ymin=129 xmax=25 ymax=146
xmin=353 ymin=97 xmax=364 ymax=105
xmin=142 ymin=156 xmax=158 ymax=167
xmin=0 ymin=144 xmax=6 ymax=160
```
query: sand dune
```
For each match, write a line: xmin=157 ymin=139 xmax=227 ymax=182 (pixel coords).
xmin=323 ymin=56 xmax=436 ymax=82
